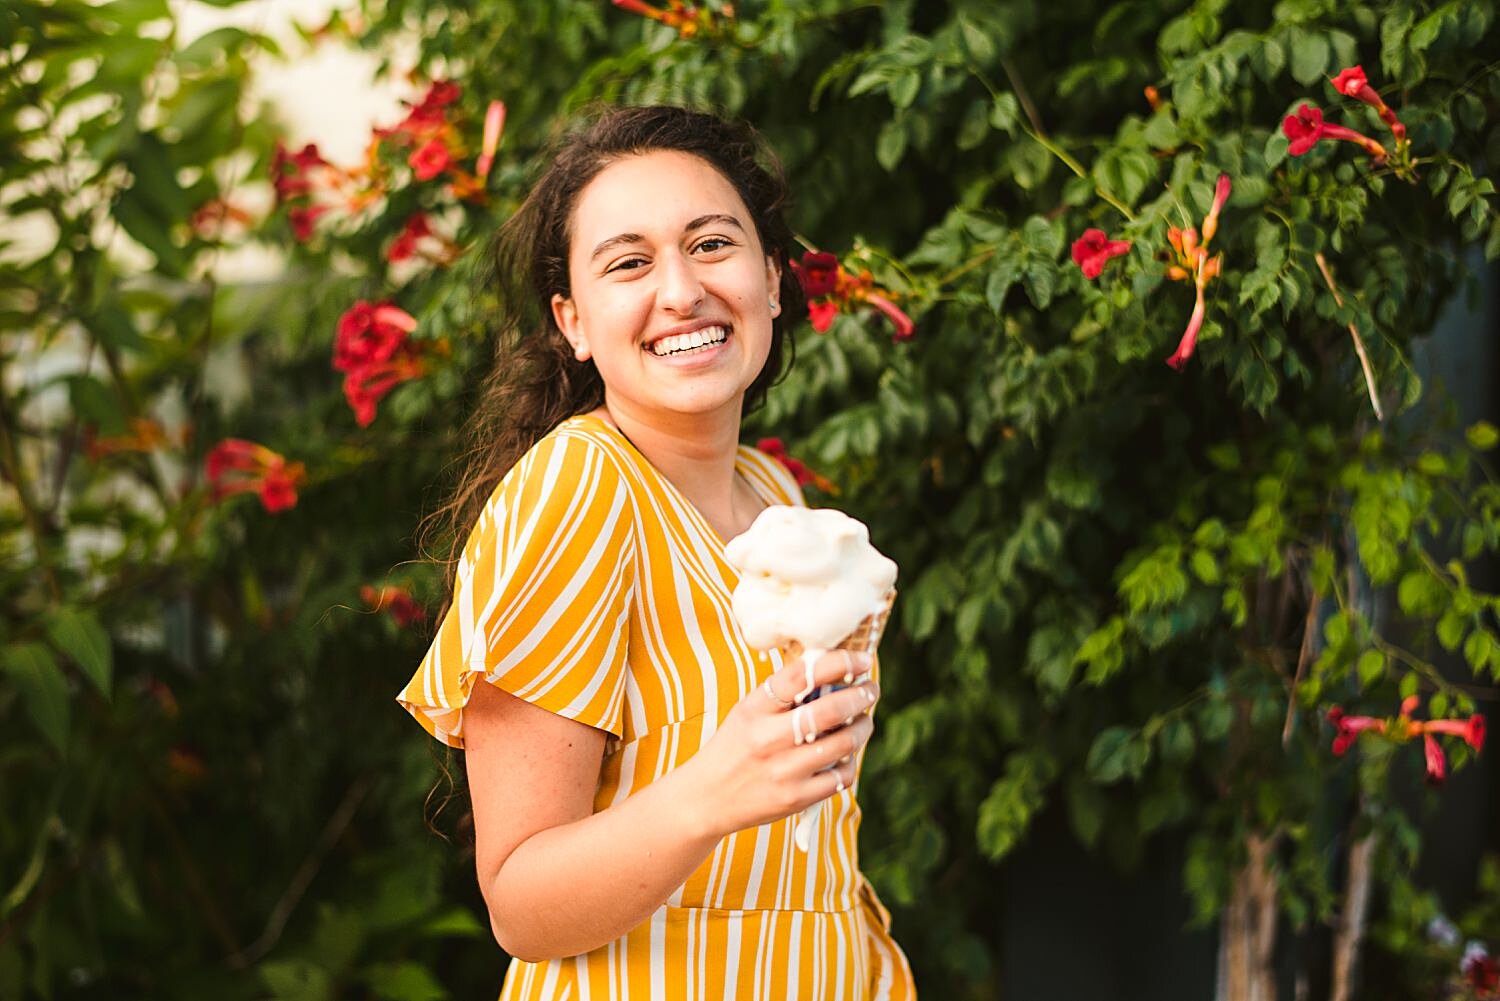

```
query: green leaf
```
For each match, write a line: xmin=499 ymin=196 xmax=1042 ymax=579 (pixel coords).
xmin=1466 ymin=421 xmax=1499 ymax=451
xmin=1289 ymin=32 xmax=1329 ymax=85
xmin=1087 ymin=726 xmax=1148 ymax=784
xmin=889 ymin=70 xmax=920 ymax=110
xmin=1189 ymin=550 xmax=1219 ymax=584
xmin=876 ymin=119 xmax=907 ymax=171
xmin=958 ymin=15 xmax=996 ymax=63
xmin=68 ymin=375 xmax=127 ymax=436
xmin=1065 ymin=778 xmax=1107 ymax=848
xmin=259 ymin=959 xmax=333 ymax=1001
xmin=989 ymin=93 xmax=1020 ymax=135
xmin=362 ymin=961 xmax=447 ymax=1001
xmin=1160 ymin=719 xmax=1195 ymax=763
xmin=1399 ymin=671 xmax=1419 ymax=700
xmin=44 ymin=608 xmax=112 ymax=699
xmin=1440 ymin=606 xmax=1464 ymax=654
xmin=1 ymin=643 xmax=69 ymax=753
xmin=1356 ymin=649 xmax=1385 ymax=688
xmin=1396 ymin=570 xmax=1445 ymax=617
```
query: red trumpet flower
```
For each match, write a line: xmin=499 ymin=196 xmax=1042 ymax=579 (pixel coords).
xmin=792 ymin=251 xmax=840 ymax=298
xmin=333 ymin=300 xmax=418 ymax=372
xmin=808 ymin=299 xmax=839 ymax=333
xmin=1201 ymin=174 xmax=1231 ymax=246
xmin=360 ymin=584 xmax=427 ymax=626
xmin=1165 ymin=280 xmax=1207 ymax=372
xmin=1071 ymin=228 xmax=1132 ymax=280
xmin=205 ymin=439 xmax=306 ymax=513
xmin=1325 ymin=701 xmax=1487 ymax=786
xmin=757 ymin=438 xmax=837 ymax=494
xmin=1283 ymin=103 xmax=1387 ymax=162
xmin=409 ymin=139 xmax=453 ymax=181
xmin=1331 ymin=65 xmax=1406 ymax=142
xmin=791 ymin=249 xmax=914 ymax=341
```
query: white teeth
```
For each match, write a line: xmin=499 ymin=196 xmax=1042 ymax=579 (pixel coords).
xmin=649 ymin=325 xmax=728 ymax=356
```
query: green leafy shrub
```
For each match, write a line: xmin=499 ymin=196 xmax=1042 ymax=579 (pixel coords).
xmin=3 ymin=0 xmax=1498 ymax=997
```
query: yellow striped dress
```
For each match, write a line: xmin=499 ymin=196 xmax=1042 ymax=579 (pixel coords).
xmin=397 ymin=412 xmax=916 ymax=1000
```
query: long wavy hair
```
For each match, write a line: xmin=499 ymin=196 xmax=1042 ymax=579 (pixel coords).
xmin=417 ymin=105 xmax=804 ymax=617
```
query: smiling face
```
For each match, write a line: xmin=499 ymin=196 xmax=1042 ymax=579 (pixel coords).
xmin=550 ymin=149 xmax=783 ymax=425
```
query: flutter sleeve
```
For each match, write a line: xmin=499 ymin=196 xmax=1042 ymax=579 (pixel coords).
xmin=396 ymin=430 xmax=637 ymax=748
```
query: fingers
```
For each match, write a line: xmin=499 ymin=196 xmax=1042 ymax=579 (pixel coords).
xmin=793 ymin=714 xmax=873 ymax=771
xmin=771 ymin=649 xmax=873 ymax=699
xmin=783 ymin=680 xmax=878 ymax=745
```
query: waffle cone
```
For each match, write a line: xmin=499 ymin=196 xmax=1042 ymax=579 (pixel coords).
xmin=775 ymin=589 xmax=896 ymax=669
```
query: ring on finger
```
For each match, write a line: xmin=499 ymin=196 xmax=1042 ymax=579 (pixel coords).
xmin=761 ymin=678 xmax=794 ymax=709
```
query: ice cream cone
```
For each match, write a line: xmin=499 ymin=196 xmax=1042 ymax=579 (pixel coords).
xmin=781 ymin=589 xmax=896 ymax=851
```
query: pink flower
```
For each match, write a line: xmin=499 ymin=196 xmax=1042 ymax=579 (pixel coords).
xmin=1071 ymin=228 xmax=1132 ymax=279
xmin=1201 ymin=174 xmax=1231 ymax=246
xmin=1423 ymin=732 xmax=1447 ymax=785
xmin=1325 ymin=705 xmax=1388 ymax=756
xmin=1422 ymin=714 xmax=1486 ymax=753
xmin=1165 ymin=279 xmax=1206 ymax=371
xmin=409 ymin=139 xmax=453 ymax=181
xmin=866 ymin=292 xmax=915 ymax=342
xmin=476 ymin=100 xmax=506 ymax=179
xmin=808 ymin=299 xmax=839 ymax=333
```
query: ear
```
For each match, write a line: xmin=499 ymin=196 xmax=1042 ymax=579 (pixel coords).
xmin=551 ymin=293 xmax=591 ymax=361
xmin=765 ymin=254 xmax=784 ymax=317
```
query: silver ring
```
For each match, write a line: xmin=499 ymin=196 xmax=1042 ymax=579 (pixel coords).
xmin=762 ymin=678 xmax=794 ymax=709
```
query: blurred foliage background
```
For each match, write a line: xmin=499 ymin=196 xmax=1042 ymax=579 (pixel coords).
xmin=3 ymin=0 xmax=1500 ymax=998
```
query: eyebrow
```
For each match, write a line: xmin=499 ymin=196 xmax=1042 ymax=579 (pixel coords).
xmin=589 ymin=213 xmax=746 ymax=261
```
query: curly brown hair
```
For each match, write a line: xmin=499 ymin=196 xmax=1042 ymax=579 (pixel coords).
xmin=416 ymin=105 xmax=804 ymax=618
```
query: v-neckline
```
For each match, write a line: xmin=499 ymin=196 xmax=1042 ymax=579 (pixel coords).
xmin=567 ymin=412 xmax=775 ymax=551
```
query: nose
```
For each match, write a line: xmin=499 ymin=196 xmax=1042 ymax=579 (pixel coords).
xmin=655 ymin=248 xmax=704 ymax=315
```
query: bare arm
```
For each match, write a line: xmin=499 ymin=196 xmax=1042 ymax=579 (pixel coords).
xmin=464 ymin=650 xmax=880 ymax=962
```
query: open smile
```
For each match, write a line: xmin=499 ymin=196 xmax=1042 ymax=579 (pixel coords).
xmin=643 ymin=323 xmax=732 ymax=362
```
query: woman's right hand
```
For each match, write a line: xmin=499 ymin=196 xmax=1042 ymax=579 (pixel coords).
xmin=683 ymin=650 xmax=881 ymax=841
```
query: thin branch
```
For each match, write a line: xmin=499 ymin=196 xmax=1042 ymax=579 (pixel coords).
xmin=226 ymin=775 xmax=372 ymax=969
xmin=0 ymin=355 xmax=61 ymax=602
xmin=1284 ymin=576 xmax=1322 ymax=748
xmin=1314 ymin=253 xmax=1385 ymax=422
xmin=1330 ymin=828 xmax=1377 ymax=1001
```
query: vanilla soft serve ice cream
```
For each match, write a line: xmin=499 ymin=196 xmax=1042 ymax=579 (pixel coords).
xmin=724 ymin=505 xmax=897 ymax=654
xmin=724 ymin=505 xmax=898 ymax=851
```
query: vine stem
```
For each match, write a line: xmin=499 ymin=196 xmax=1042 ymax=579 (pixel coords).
xmin=985 ymin=57 xmax=1135 ymax=222
xmin=1282 ymin=569 xmax=1321 ymax=749
xmin=1314 ymin=252 xmax=1385 ymax=422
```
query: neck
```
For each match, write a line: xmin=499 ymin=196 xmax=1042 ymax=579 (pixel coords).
xmin=594 ymin=394 xmax=759 ymax=538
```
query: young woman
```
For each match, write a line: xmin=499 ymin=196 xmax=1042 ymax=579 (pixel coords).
xmin=398 ymin=105 xmax=915 ymax=999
